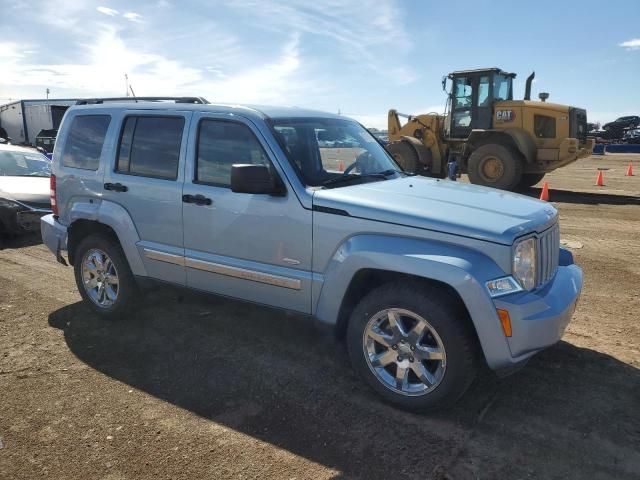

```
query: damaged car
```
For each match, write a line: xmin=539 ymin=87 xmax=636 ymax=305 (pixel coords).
xmin=0 ymin=144 xmax=52 ymax=236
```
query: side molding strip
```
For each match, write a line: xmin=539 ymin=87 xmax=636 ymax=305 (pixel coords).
xmin=143 ymin=247 xmax=301 ymax=290
xmin=185 ymin=258 xmax=301 ymax=290
xmin=143 ymin=248 xmax=185 ymax=266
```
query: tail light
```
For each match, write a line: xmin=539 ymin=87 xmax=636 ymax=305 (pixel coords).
xmin=50 ymin=174 xmax=59 ymax=216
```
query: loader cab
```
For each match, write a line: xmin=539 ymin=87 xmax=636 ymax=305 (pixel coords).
xmin=447 ymin=68 xmax=515 ymax=139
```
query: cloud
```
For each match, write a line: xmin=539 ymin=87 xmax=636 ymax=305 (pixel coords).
xmin=97 ymin=6 xmax=119 ymax=16
xmin=220 ymin=0 xmax=415 ymax=85
xmin=123 ymin=12 xmax=143 ymax=23
xmin=619 ymin=38 xmax=640 ymax=50
xmin=0 ymin=42 xmax=27 ymax=58
xmin=0 ymin=27 xmax=317 ymax=106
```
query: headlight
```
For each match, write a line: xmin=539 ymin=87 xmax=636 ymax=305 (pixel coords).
xmin=513 ymin=237 xmax=537 ymax=290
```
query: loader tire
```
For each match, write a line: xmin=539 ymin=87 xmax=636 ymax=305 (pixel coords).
xmin=467 ymin=144 xmax=523 ymax=191
xmin=517 ymin=173 xmax=545 ymax=189
xmin=386 ymin=141 xmax=419 ymax=173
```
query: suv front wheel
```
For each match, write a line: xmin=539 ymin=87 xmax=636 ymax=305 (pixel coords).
xmin=347 ymin=282 xmax=477 ymax=411
xmin=73 ymin=234 xmax=136 ymax=319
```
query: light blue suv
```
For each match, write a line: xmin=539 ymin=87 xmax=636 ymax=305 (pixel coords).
xmin=41 ymin=98 xmax=583 ymax=411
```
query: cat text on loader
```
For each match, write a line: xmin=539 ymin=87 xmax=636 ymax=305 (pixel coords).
xmin=387 ymin=68 xmax=594 ymax=190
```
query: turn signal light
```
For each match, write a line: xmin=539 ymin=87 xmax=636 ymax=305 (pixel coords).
xmin=497 ymin=309 xmax=512 ymax=337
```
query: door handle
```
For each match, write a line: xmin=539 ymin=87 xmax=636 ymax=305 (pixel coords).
xmin=104 ymin=182 xmax=128 ymax=192
xmin=182 ymin=194 xmax=212 ymax=206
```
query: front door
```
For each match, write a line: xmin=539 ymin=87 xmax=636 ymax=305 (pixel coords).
xmin=102 ymin=110 xmax=191 ymax=285
xmin=450 ymin=75 xmax=474 ymax=139
xmin=450 ymin=74 xmax=493 ymax=138
xmin=181 ymin=113 xmax=313 ymax=313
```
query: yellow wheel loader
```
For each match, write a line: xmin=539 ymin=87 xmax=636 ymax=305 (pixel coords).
xmin=387 ymin=68 xmax=594 ymax=190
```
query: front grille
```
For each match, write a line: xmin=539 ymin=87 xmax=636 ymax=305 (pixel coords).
xmin=569 ymin=107 xmax=588 ymax=143
xmin=537 ymin=223 xmax=560 ymax=287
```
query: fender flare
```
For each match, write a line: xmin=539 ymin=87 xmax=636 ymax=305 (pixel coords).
xmin=67 ymin=199 xmax=147 ymax=276
xmin=313 ymin=234 xmax=512 ymax=369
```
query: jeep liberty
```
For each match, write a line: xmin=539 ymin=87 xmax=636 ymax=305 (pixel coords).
xmin=41 ymin=99 xmax=583 ymax=411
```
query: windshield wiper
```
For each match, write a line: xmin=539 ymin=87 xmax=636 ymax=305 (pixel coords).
xmin=322 ymin=172 xmax=388 ymax=188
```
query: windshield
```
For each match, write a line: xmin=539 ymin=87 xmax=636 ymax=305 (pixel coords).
xmin=270 ymin=117 xmax=400 ymax=187
xmin=0 ymin=150 xmax=51 ymax=177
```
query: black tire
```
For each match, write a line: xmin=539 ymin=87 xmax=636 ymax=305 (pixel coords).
xmin=385 ymin=140 xmax=419 ymax=173
xmin=346 ymin=281 xmax=478 ymax=412
xmin=518 ymin=172 xmax=545 ymax=189
xmin=467 ymin=143 xmax=523 ymax=190
xmin=73 ymin=234 xmax=137 ymax=320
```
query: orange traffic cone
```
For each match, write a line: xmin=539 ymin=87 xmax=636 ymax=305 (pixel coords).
xmin=626 ymin=163 xmax=634 ymax=176
xmin=338 ymin=160 xmax=345 ymax=172
xmin=595 ymin=171 xmax=605 ymax=186
xmin=539 ymin=181 xmax=550 ymax=201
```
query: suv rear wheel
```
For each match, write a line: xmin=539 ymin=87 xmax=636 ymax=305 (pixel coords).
xmin=73 ymin=234 xmax=136 ymax=319
xmin=346 ymin=282 xmax=477 ymax=411
xmin=467 ymin=143 xmax=523 ymax=190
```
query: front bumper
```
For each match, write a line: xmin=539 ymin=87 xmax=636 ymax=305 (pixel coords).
xmin=40 ymin=214 xmax=69 ymax=265
xmin=492 ymin=251 xmax=583 ymax=364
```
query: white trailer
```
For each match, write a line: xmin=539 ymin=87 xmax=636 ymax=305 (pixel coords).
xmin=0 ymin=99 xmax=77 ymax=146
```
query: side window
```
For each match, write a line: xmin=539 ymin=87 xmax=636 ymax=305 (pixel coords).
xmin=116 ymin=116 xmax=184 ymax=180
xmin=452 ymin=77 xmax=473 ymax=128
xmin=62 ymin=115 xmax=111 ymax=170
xmin=478 ymin=75 xmax=490 ymax=106
xmin=453 ymin=77 xmax=473 ymax=109
xmin=196 ymin=120 xmax=269 ymax=187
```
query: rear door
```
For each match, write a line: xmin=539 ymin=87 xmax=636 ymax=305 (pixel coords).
xmin=102 ymin=110 xmax=191 ymax=285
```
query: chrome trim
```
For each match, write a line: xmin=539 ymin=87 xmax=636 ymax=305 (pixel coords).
xmin=185 ymin=257 xmax=301 ymax=290
xmin=143 ymin=248 xmax=185 ymax=266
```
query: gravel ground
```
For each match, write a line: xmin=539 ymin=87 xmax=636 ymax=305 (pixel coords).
xmin=1 ymin=154 xmax=639 ymax=479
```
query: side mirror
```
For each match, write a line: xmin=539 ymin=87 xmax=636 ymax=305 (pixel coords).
xmin=231 ymin=164 xmax=281 ymax=195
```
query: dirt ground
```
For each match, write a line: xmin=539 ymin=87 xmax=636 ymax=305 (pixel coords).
xmin=1 ymin=154 xmax=639 ymax=480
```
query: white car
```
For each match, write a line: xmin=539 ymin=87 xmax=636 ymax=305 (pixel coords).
xmin=0 ymin=144 xmax=52 ymax=235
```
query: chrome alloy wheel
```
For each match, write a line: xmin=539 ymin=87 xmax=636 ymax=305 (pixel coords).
xmin=363 ymin=308 xmax=446 ymax=396
xmin=81 ymin=248 xmax=119 ymax=308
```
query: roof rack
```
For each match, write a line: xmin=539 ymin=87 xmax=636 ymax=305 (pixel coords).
xmin=76 ymin=96 xmax=209 ymax=105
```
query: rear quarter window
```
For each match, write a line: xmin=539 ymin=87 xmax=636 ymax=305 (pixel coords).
xmin=62 ymin=115 xmax=111 ymax=170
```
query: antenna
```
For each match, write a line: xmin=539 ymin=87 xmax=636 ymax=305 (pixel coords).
xmin=129 ymin=84 xmax=138 ymax=102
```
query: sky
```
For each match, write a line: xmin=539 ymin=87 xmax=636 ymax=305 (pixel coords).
xmin=1 ymin=0 xmax=639 ymax=129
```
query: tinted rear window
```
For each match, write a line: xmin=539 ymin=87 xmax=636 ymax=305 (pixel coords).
xmin=116 ymin=116 xmax=184 ymax=180
xmin=62 ymin=115 xmax=111 ymax=170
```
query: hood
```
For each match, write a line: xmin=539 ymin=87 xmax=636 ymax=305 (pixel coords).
xmin=313 ymin=177 xmax=557 ymax=245
xmin=0 ymin=176 xmax=51 ymax=208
